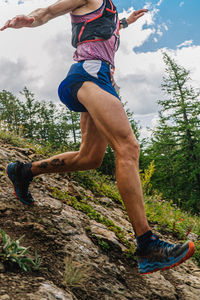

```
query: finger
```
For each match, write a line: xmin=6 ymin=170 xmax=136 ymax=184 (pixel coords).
xmin=0 ymin=20 xmax=11 ymax=31
xmin=135 ymin=13 xmax=145 ymax=20
xmin=9 ymin=19 xmax=17 ymax=27
xmin=24 ymin=16 xmax=35 ymax=22
xmin=14 ymin=15 xmax=35 ymax=27
xmin=137 ymin=9 xmax=149 ymax=13
xmin=15 ymin=15 xmax=34 ymax=23
xmin=26 ymin=17 xmax=35 ymax=24
xmin=135 ymin=9 xmax=148 ymax=16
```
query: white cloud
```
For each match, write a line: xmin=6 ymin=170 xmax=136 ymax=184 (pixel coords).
xmin=157 ymin=25 xmax=163 ymax=37
xmin=116 ymin=12 xmax=200 ymax=134
xmin=0 ymin=0 xmax=73 ymax=101
xmin=177 ymin=40 xmax=193 ymax=48
xmin=163 ymin=23 xmax=168 ymax=31
xmin=156 ymin=0 xmax=163 ymax=7
xmin=179 ymin=1 xmax=184 ymax=7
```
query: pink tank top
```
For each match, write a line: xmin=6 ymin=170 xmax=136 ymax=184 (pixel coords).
xmin=70 ymin=1 xmax=119 ymax=67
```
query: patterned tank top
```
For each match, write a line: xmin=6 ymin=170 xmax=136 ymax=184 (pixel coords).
xmin=70 ymin=1 xmax=119 ymax=67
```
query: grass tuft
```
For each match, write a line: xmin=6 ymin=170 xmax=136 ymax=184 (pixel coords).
xmin=63 ymin=256 xmax=92 ymax=288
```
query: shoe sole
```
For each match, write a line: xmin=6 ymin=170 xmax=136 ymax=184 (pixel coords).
xmin=140 ymin=241 xmax=196 ymax=275
xmin=6 ymin=166 xmax=34 ymax=206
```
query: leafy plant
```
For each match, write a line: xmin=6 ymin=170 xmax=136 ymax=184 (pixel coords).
xmin=94 ymin=235 xmax=110 ymax=252
xmin=140 ymin=160 xmax=155 ymax=195
xmin=0 ymin=229 xmax=41 ymax=272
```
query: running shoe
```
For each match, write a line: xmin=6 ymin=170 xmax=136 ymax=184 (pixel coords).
xmin=136 ymin=234 xmax=195 ymax=274
xmin=6 ymin=161 xmax=34 ymax=205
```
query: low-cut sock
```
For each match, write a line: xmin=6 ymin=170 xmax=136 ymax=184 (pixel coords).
xmin=136 ymin=230 xmax=153 ymax=250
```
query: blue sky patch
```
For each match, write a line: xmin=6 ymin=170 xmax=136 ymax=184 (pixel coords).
xmin=117 ymin=0 xmax=199 ymax=52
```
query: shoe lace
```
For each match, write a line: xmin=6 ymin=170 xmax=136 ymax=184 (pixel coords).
xmin=150 ymin=234 xmax=174 ymax=250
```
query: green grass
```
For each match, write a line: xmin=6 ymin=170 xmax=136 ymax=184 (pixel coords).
xmin=145 ymin=195 xmax=200 ymax=236
xmin=144 ymin=195 xmax=200 ymax=264
xmin=0 ymin=129 xmax=30 ymax=148
xmin=63 ymin=256 xmax=92 ymax=288
xmin=71 ymin=170 xmax=123 ymax=205
xmin=0 ymin=129 xmax=68 ymax=157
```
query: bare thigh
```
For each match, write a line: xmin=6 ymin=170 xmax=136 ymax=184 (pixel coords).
xmin=77 ymin=82 xmax=138 ymax=154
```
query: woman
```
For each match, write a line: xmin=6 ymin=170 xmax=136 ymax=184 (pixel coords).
xmin=1 ymin=0 xmax=195 ymax=275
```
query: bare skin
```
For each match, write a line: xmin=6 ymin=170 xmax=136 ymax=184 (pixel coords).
xmin=32 ymin=112 xmax=108 ymax=174
xmin=0 ymin=0 xmax=150 ymax=236
xmin=77 ymin=82 xmax=150 ymax=235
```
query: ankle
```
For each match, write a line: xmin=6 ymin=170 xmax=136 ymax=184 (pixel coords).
xmin=136 ymin=230 xmax=153 ymax=249
xmin=22 ymin=162 xmax=33 ymax=180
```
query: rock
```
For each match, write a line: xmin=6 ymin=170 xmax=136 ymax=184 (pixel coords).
xmin=67 ymin=181 xmax=83 ymax=198
xmin=0 ymin=203 xmax=7 ymax=212
xmin=97 ymin=196 xmax=113 ymax=206
xmin=0 ymin=263 xmax=5 ymax=273
xmin=187 ymin=232 xmax=199 ymax=241
xmin=90 ymin=220 xmax=125 ymax=251
xmin=169 ymin=264 xmax=200 ymax=299
xmin=27 ymin=282 xmax=73 ymax=300
xmin=119 ymin=265 xmax=126 ymax=273
xmin=0 ymin=295 xmax=10 ymax=300
xmin=36 ymin=195 xmax=63 ymax=209
xmin=0 ymin=149 xmax=9 ymax=159
xmin=99 ymin=281 xmax=133 ymax=299
xmin=142 ymin=272 xmax=177 ymax=300
xmin=64 ymin=233 xmax=99 ymax=260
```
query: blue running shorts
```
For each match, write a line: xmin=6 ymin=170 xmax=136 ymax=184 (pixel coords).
xmin=58 ymin=60 xmax=120 ymax=112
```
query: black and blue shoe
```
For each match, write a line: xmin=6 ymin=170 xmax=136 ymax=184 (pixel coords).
xmin=136 ymin=234 xmax=195 ymax=274
xmin=6 ymin=161 xmax=34 ymax=205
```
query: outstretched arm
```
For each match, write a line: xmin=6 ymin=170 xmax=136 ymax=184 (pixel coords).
xmin=0 ymin=0 xmax=86 ymax=31
xmin=119 ymin=9 xmax=148 ymax=30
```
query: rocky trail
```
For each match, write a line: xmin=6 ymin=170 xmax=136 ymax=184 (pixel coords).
xmin=0 ymin=139 xmax=200 ymax=300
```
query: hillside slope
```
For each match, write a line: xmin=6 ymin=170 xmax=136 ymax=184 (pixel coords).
xmin=0 ymin=138 xmax=200 ymax=300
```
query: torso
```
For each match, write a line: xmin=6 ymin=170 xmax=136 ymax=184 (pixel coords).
xmin=71 ymin=0 xmax=119 ymax=67
xmin=72 ymin=0 xmax=103 ymax=16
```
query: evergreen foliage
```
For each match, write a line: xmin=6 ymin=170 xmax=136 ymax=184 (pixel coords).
xmin=0 ymin=87 xmax=81 ymax=149
xmin=147 ymin=53 xmax=200 ymax=212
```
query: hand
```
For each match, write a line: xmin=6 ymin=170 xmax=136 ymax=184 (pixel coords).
xmin=126 ymin=9 xmax=148 ymax=26
xmin=0 ymin=15 xmax=35 ymax=31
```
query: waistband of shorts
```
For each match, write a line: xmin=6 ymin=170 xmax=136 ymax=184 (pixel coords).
xmin=78 ymin=59 xmax=113 ymax=68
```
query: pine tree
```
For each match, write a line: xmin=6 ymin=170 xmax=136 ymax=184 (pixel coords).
xmin=148 ymin=52 xmax=200 ymax=212
xmin=20 ymin=87 xmax=41 ymax=139
xmin=0 ymin=90 xmax=21 ymax=134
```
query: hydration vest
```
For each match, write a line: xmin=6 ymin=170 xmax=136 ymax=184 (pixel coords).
xmin=71 ymin=0 xmax=120 ymax=49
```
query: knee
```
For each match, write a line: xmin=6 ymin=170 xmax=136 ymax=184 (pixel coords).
xmin=115 ymin=135 xmax=140 ymax=162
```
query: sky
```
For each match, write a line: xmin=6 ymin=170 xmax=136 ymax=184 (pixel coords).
xmin=0 ymin=0 xmax=200 ymax=138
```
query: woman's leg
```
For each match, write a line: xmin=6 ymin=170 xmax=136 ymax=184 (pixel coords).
xmin=31 ymin=112 xmax=108 ymax=175
xmin=77 ymin=82 xmax=150 ymax=236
